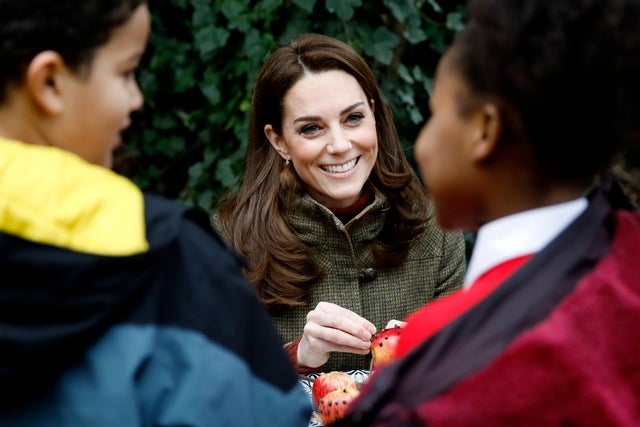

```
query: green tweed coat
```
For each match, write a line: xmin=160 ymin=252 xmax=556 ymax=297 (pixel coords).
xmin=272 ymin=191 xmax=466 ymax=372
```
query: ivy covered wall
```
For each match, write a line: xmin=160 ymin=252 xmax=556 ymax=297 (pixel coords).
xmin=119 ymin=0 xmax=467 ymax=211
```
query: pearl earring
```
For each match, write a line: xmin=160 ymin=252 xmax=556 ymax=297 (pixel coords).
xmin=285 ymin=159 xmax=290 ymax=166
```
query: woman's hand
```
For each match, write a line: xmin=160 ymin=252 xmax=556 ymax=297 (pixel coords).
xmin=297 ymin=302 xmax=377 ymax=368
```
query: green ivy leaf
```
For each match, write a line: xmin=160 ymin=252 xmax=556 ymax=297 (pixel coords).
xmin=368 ymin=27 xmax=399 ymax=65
xmin=187 ymin=161 xmax=204 ymax=181
xmin=196 ymin=189 xmax=215 ymax=212
xmin=173 ymin=63 xmax=198 ymax=92
xmin=425 ymin=24 xmax=448 ymax=53
xmin=384 ymin=0 xmax=413 ymax=21
xmin=215 ymin=158 xmax=238 ymax=188
xmin=220 ymin=0 xmax=249 ymax=20
xmin=194 ymin=26 xmax=230 ymax=61
xmin=221 ymin=0 xmax=254 ymax=31
xmin=409 ymin=106 xmax=423 ymax=125
xmin=156 ymin=135 xmax=186 ymax=156
xmin=192 ymin=1 xmax=214 ymax=26
xmin=176 ymin=110 xmax=195 ymax=130
xmin=404 ymin=26 xmax=427 ymax=44
xmin=446 ymin=11 xmax=466 ymax=32
xmin=255 ymin=0 xmax=283 ymax=13
xmin=411 ymin=65 xmax=434 ymax=96
xmin=283 ymin=19 xmax=314 ymax=40
xmin=242 ymin=28 xmax=266 ymax=61
xmin=326 ymin=0 xmax=362 ymax=20
xmin=200 ymin=83 xmax=221 ymax=105
xmin=152 ymin=114 xmax=177 ymax=131
xmin=292 ymin=0 xmax=316 ymax=13
xmin=397 ymin=64 xmax=414 ymax=84
xmin=383 ymin=0 xmax=426 ymax=44
xmin=396 ymin=86 xmax=416 ymax=106
xmin=426 ymin=0 xmax=443 ymax=13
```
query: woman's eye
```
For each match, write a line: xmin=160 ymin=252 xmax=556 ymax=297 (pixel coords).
xmin=300 ymin=124 xmax=320 ymax=135
xmin=346 ymin=112 xmax=364 ymax=123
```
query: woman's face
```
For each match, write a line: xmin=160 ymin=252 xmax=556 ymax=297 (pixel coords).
xmin=265 ymin=70 xmax=378 ymax=209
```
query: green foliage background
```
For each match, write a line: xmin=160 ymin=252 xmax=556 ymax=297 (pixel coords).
xmin=118 ymin=0 xmax=467 ymax=212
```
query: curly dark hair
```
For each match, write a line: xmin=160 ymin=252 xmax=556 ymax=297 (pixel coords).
xmin=450 ymin=0 xmax=640 ymax=186
xmin=0 ymin=0 xmax=146 ymax=102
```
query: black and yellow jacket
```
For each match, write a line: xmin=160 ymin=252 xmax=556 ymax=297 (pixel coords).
xmin=0 ymin=138 xmax=311 ymax=426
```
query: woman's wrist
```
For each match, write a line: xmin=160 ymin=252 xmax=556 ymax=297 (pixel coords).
xmin=284 ymin=336 xmax=326 ymax=374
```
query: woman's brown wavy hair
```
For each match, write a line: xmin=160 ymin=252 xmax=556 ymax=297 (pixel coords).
xmin=215 ymin=33 xmax=430 ymax=311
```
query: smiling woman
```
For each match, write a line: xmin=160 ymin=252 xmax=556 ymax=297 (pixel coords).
xmin=265 ymin=69 xmax=378 ymax=209
xmin=214 ymin=33 xmax=467 ymax=373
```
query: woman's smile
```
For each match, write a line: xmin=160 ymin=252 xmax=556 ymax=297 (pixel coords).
xmin=321 ymin=156 xmax=360 ymax=174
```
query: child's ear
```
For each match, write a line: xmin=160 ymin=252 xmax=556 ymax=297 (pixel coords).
xmin=25 ymin=51 xmax=65 ymax=115
xmin=264 ymin=124 xmax=291 ymax=162
xmin=472 ymin=102 xmax=501 ymax=162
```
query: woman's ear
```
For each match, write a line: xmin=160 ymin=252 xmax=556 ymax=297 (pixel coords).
xmin=472 ymin=102 xmax=501 ymax=162
xmin=25 ymin=51 xmax=66 ymax=115
xmin=264 ymin=124 xmax=290 ymax=161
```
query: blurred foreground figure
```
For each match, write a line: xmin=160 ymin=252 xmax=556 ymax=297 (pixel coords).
xmin=0 ymin=1 xmax=311 ymax=426
xmin=336 ymin=0 xmax=640 ymax=425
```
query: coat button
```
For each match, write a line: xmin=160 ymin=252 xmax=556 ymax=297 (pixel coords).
xmin=358 ymin=267 xmax=378 ymax=283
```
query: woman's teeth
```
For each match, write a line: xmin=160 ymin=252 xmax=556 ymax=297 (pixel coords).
xmin=322 ymin=158 xmax=357 ymax=173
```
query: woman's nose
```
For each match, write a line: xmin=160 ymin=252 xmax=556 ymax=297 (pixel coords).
xmin=326 ymin=129 xmax=352 ymax=154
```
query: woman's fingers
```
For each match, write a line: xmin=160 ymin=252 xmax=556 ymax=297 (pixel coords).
xmin=298 ymin=326 xmax=373 ymax=367
xmin=308 ymin=302 xmax=376 ymax=340
xmin=297 ymin=329 xmax=371 ymax=368
xmin=297 ymin=302 xmax=378 ymax=367
xmin=303 ymin=321 xmax=372 ymax=352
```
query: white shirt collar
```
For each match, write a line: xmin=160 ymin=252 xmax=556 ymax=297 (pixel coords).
xmin=464 ymin=197 xmax=588 ymax=289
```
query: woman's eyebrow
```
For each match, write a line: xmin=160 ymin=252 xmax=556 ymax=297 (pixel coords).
xmin=293 ymin=101 xmax=365 ymax=124
xmin=293 ymin=114 xmax=321 ymax=123
xmin=340 ymin=101 xmax=364 ymax=115
xmin=341 ymin=101 xmax=365 ymax=115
